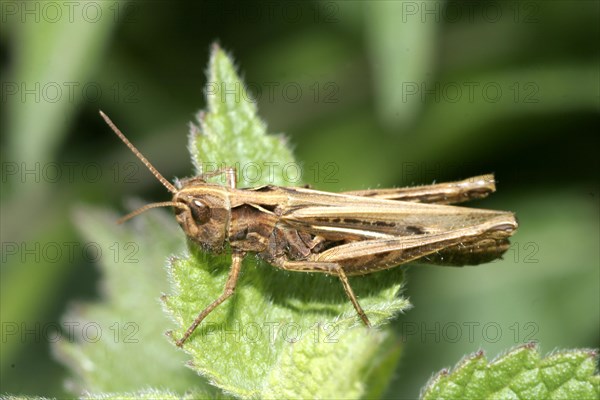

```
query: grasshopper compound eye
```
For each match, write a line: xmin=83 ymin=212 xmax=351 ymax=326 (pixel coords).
xmin=190 ymin=199 xmax=211 ymax=225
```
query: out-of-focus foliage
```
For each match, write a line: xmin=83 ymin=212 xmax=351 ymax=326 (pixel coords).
xmin=53 ymin=206 xmax=204 ymax=394
xmin=421 ymin=345 xmax=599 ymax=399
xmin=1 ymin=1 xmax=598 ymax=398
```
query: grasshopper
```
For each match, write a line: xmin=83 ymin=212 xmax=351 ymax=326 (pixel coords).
xmin=100 ymin=111 xmax=518 ymax=347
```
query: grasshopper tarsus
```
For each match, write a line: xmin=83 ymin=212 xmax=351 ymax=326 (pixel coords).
xmin=102 ymin=112 xmax=518 ymax=347
xmin=334 ymin=263 xmax=371 ymax=327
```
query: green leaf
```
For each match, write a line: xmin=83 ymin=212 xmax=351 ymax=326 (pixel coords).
xmin=82 ymin=388 xmax=219 ymax=400
xmin=0 ymin=397 xmax=52 ymax=400
xmin=162 ymin=44 xmax=409 ymax=398
xmin=53 ymin=206 xmax=208 ymax=394
xmin=421 ymin=344 xmax=600 ymax=400
xmin=188 ymin=43 xmax=296 ymax=187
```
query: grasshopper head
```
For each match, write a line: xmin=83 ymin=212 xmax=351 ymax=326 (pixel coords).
xmin=100 ymin=111 xmax=230 ymax=253
xmin=173 ymin=188 xmax=230 ymax=252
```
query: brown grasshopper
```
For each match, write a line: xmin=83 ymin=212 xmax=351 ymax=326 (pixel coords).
xmin=100 ymin=111 xmax=518 ymax=347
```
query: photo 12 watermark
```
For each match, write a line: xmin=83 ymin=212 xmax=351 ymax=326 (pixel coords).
xmin=1 ymin=321 xmax=140 ymax=344
xmin=197 ymin=161 xmax=340 ymax=185
xmin=1 ymin=241 xmax=139 ymax=265
xmin=401 ymin=81 xmax=540 ymax=105
xmin=398 ymin=1 xmax=540 ymax=24
xmin=192 ymin=321 xmax=341 ymax=344
xmin=1 ymin=1 xmax=139 ymax=24
xmin=2 ymin=161 xmax=142 ymax=185
xmin=205 ymin=80 xmax=340 ymax=105
xmin=1 ymin=81 xmax=140 ymax=104
xmin=491 ymin=242 xmax=540 ymax=264
xmin=399 ymin=321 xmax=540 ymax=344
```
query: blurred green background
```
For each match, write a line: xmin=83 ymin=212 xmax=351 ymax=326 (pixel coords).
xmin=1 ymin=0 xmax=598 ymax=398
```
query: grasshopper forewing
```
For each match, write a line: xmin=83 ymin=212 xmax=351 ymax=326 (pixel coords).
xmin=100 ymin=111 xmax=518 ymax=347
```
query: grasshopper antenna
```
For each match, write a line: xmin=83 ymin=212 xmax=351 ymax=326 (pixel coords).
xmin=99 ymin=110 xmax=177 ymax=194
xmin=117 ymin=201 xmax=187 ymax=224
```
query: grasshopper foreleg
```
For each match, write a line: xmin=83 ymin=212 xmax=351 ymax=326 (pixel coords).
xmin=175 ymin=250 xmax=245 ymax=347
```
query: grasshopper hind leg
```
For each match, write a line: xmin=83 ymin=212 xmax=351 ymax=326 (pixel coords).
xmin=271 ymin=258 xmax=371 ymax=327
